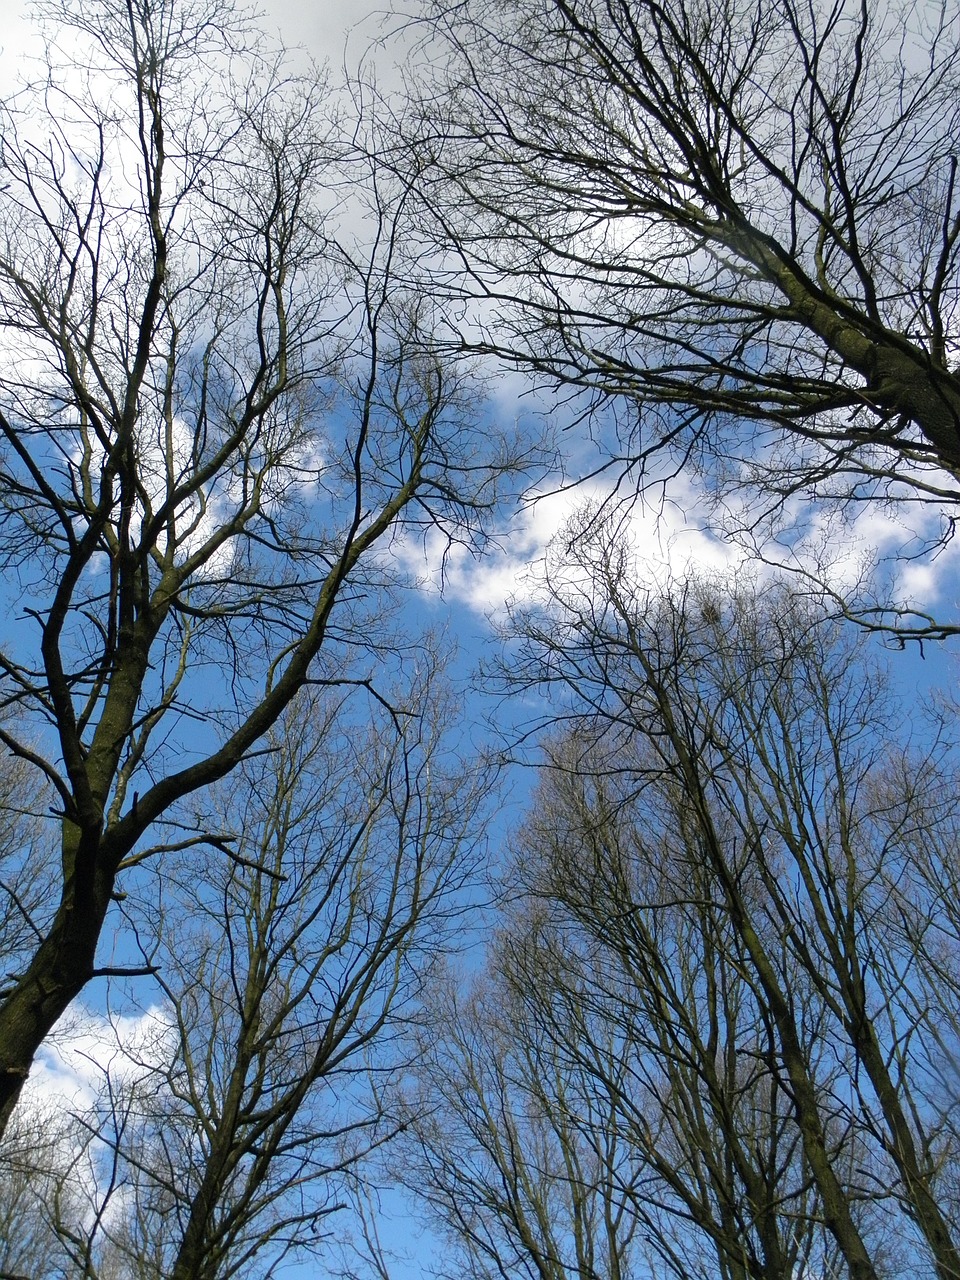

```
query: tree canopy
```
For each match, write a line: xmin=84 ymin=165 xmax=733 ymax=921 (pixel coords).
xmin=0 ymin=0 xmax=526 ymax=1134
xmin=6 ymin=0 xmax=960 ymax=1276
xmin=397 ymin=540 xmax=960 ymax=1280
xmin=403 ymin=0 xmax=960 ymax=628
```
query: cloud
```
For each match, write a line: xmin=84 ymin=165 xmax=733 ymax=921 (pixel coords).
xmin=747 ymin=498 xmax=960 ymax=616
xmin=24 ymin=1003 xmax=175 ymax=1115
xmin=0 ymin=1003 xmax=177 ymax=1250
xmin=393 ymin=483 xmax=604 ymax=612
xmin=396 ymin=476 xmax=746 ymax=615
xmin=398 ymin=468 xmax=960 ymax=627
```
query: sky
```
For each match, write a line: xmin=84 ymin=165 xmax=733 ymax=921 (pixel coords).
xmin=4 ymin=1 xmax=960 ymax=1277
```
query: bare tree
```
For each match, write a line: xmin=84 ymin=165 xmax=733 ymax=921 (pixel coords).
xmin=0 ymin=0 xmax=526 ymax=1134
xmin=1 ymin=661 xmax=487 ymax=1280
xmin=506 ymin=535 xmax=960 ymax=1277
xmin=398 ymin=795 xmax=862 ymax=1280
xmin=0 ymin=1097 xmax=98 ymax=1280
xmin=395 ymin=534 xmax=960 ymax=1280
xmin=402 ymin=0 xmax=960 ymax=627
xmin=395 ymin=965 xmax=643 ymax=1280
xmin=498 ymin=745 xmax=896 ymax=1280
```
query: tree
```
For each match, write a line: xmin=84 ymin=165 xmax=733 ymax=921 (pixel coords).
xmin=403 ymin=0 xmax=960 ymax=628
xmin=397 ymin=532 xmax=960 ymax=1280
xmin=0 ymin=662 xmax=487 ymax=1279
xmin=399 ymin=898 xmax=861 ymax=1280
xmin=395 ymin=968 xmax=643 ymax=1280
xmin=0 ymin=0 xmax=525 ymax=1134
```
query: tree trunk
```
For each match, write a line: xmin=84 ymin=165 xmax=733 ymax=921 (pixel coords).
xmin=0 ymin=840 xmax=112 ymax=1134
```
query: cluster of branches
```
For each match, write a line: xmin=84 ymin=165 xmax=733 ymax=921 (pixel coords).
xmin=8 ymin=0 xmax=960 ymax=1273
xmin=401 ymin=0 xmax=960 ymax=630
xmin=0 ymin=663 xmax=487 ymax=1280
xmin=0 ymin=0 xmax=532 ymax=1140
xmin=394 ymin=527 xmax=960 ymax=1280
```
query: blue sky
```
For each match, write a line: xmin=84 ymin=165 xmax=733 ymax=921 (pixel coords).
xmin=5 ymin=1 xmax=960 ymax=1276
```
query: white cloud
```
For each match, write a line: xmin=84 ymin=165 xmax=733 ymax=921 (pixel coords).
xmin=24 ymin=1003 xmax=175 ymax=1115
xmin=396 ymin=476 xmax=746 ymax=615
xmin=745 ymin=498 xmax=960 ymax=617
xmin=393 ymin=483 xmax=604 ymax=612
xmin=0 ymin=3 xmax=40 ymax=82
xmin=398 ymin=467 xmax=960 ymax=626
xmin=0 ymin=1003 xmax=177 ymax=1249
